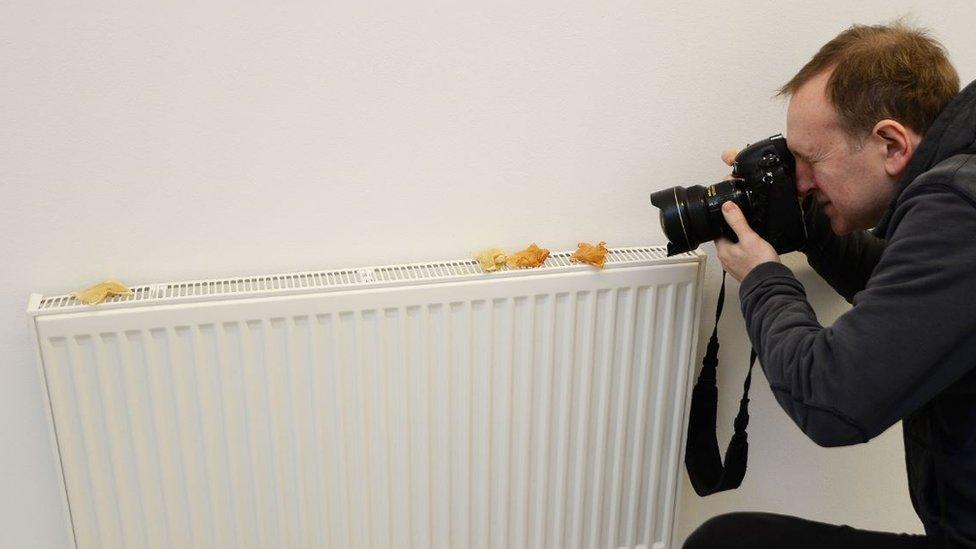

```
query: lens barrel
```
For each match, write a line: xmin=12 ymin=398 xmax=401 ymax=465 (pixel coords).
xmin=650 ymin=183 xmax=730 ymax=255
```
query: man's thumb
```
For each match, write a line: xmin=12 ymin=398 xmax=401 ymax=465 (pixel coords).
xmin=721 ymin=201 xmax=751 ymax=237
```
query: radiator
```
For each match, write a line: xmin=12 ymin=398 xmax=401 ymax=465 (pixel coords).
xmin=28 ymin=246 xmax=705 ymax=549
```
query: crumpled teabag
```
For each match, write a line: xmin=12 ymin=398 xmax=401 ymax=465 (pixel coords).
xmin=73 ymin=279 xmax=134 ymax=305
xmin=475 ymin=248 xmax=508 ymax=272
xmin=506 ymin=243 xmax=550 ymax=268
xmin=570 ymin=241 xmax=609 ymax=268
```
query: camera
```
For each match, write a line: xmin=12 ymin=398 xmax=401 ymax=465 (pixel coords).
xmin=650 ymin=134 xmax=807 ymax=256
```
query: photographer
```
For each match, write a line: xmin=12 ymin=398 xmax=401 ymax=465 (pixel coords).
xmin=684 ymin=23 xmax=976 ymax=548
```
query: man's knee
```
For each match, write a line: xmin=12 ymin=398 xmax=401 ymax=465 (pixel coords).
xmin=683 ymin=512 xmax=753 ymax=549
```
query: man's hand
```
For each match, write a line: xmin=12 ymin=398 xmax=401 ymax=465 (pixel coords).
xmin=715 ymin=201 xmax=780 ymax=281
xmin=721 ymin=149 xmax=739 ymax=167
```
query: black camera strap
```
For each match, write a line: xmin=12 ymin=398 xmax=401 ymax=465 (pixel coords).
xmin=685 ymin=270 xmax=758 ymax=496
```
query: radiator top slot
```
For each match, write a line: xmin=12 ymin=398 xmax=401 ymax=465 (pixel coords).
xmin=29 ymin=246 xmax=699 ymax=315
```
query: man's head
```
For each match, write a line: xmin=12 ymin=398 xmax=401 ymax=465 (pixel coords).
xmin=780 ymin=22 xmax=959 ymax=234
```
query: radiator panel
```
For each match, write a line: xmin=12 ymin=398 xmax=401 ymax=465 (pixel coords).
xmin=31 ymin=250 xmax=704 ymax=549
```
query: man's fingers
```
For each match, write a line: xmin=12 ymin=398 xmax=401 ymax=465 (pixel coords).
xmin=721 ymin=202 xmax=752 ymax=237
xmin=721 ymin=149 xmax=738 ymax=166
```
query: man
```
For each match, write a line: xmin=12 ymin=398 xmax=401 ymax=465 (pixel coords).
xmin=683 ymin=23 xmax=976 ymax=548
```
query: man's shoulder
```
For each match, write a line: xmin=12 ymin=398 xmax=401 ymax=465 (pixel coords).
xmin=884 ymin=153 xmax=976 ymax=240
xmin=909 ymin=152 xmax=976 ymax=192
xmin=899 ymin=152 xmax=976 ymax=207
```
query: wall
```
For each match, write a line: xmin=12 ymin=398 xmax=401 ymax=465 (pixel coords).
xmin=2 ymin=1 xmax=974 ymax=546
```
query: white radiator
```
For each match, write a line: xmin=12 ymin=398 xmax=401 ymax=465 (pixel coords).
xmin=28 ymin=246 xmax=705 ymax=549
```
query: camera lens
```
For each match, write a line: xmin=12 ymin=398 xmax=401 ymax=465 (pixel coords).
xmin=651 ymin=180 xmax=749 ymax=255
xmin=650 ymin=185 xmax=714 ymax=254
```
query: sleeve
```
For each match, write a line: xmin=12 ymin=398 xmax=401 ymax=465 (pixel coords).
xmin=799 ymin=197 xmax=887 ymax=303
xmin=739 ymin=182 xmax=976 ymax=447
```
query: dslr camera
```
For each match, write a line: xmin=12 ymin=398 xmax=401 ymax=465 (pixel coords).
xmin=650 ymin=134 xmax=807 ymax=256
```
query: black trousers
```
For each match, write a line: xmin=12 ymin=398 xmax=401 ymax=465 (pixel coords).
xmin=683 ymin=512 xmax=931 ymax=548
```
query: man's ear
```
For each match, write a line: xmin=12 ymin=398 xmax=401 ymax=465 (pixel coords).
xmin=871 ymin=119 xmax=919 ymax=178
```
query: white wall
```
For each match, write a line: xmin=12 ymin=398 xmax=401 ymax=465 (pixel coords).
xmin=2 ymin=1 xmax=973 ymax=546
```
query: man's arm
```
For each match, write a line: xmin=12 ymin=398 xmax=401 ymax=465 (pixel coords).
xmin=799 ymin=197 xmax=886 ymax=303
xmin=740 ymin=182 xmax=976 ymax=446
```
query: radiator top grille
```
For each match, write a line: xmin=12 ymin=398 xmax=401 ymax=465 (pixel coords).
xmin=29 ymin=245 xmax=700 ymax=315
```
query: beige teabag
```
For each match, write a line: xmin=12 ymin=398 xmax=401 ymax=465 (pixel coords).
xmin=73 ymin=279 xmax=134 ymax=305
xmin=570 ymin=241 xmax=609 ymax=268
xmin=475 ymin=248 xmax=508 ymax=272
xmin=506 ymin=243 xmax=550 ymax=268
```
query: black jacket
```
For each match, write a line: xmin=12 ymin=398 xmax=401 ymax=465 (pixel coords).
xmin=740 ymin=79 xmax=976 ymax=547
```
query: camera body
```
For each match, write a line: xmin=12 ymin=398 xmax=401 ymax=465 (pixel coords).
xmin=650 ymin=134 xmax=807 ymax=256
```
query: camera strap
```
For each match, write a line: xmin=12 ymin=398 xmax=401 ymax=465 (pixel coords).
xmin=684 ymin=270 xmax=758 ymax=496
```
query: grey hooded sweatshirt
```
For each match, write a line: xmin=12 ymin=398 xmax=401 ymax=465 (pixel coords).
xmin=740 ymin=79 xmax=976 ymax=547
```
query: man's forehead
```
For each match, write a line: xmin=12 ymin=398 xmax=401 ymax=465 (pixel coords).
xmin=788 ymin=85 xmax=833 ymax=125
xmin=786 ymin=74 xmax=842 ymax=149
xmin=786 ymin=103 xmax=820 ymax=152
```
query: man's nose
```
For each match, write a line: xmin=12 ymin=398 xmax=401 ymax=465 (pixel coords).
xmin=794 ymin=163 xmax=815 ymax=197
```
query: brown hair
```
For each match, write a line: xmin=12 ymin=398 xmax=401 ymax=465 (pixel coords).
xmin=779 ymin=21 xmax=959 ymax=139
